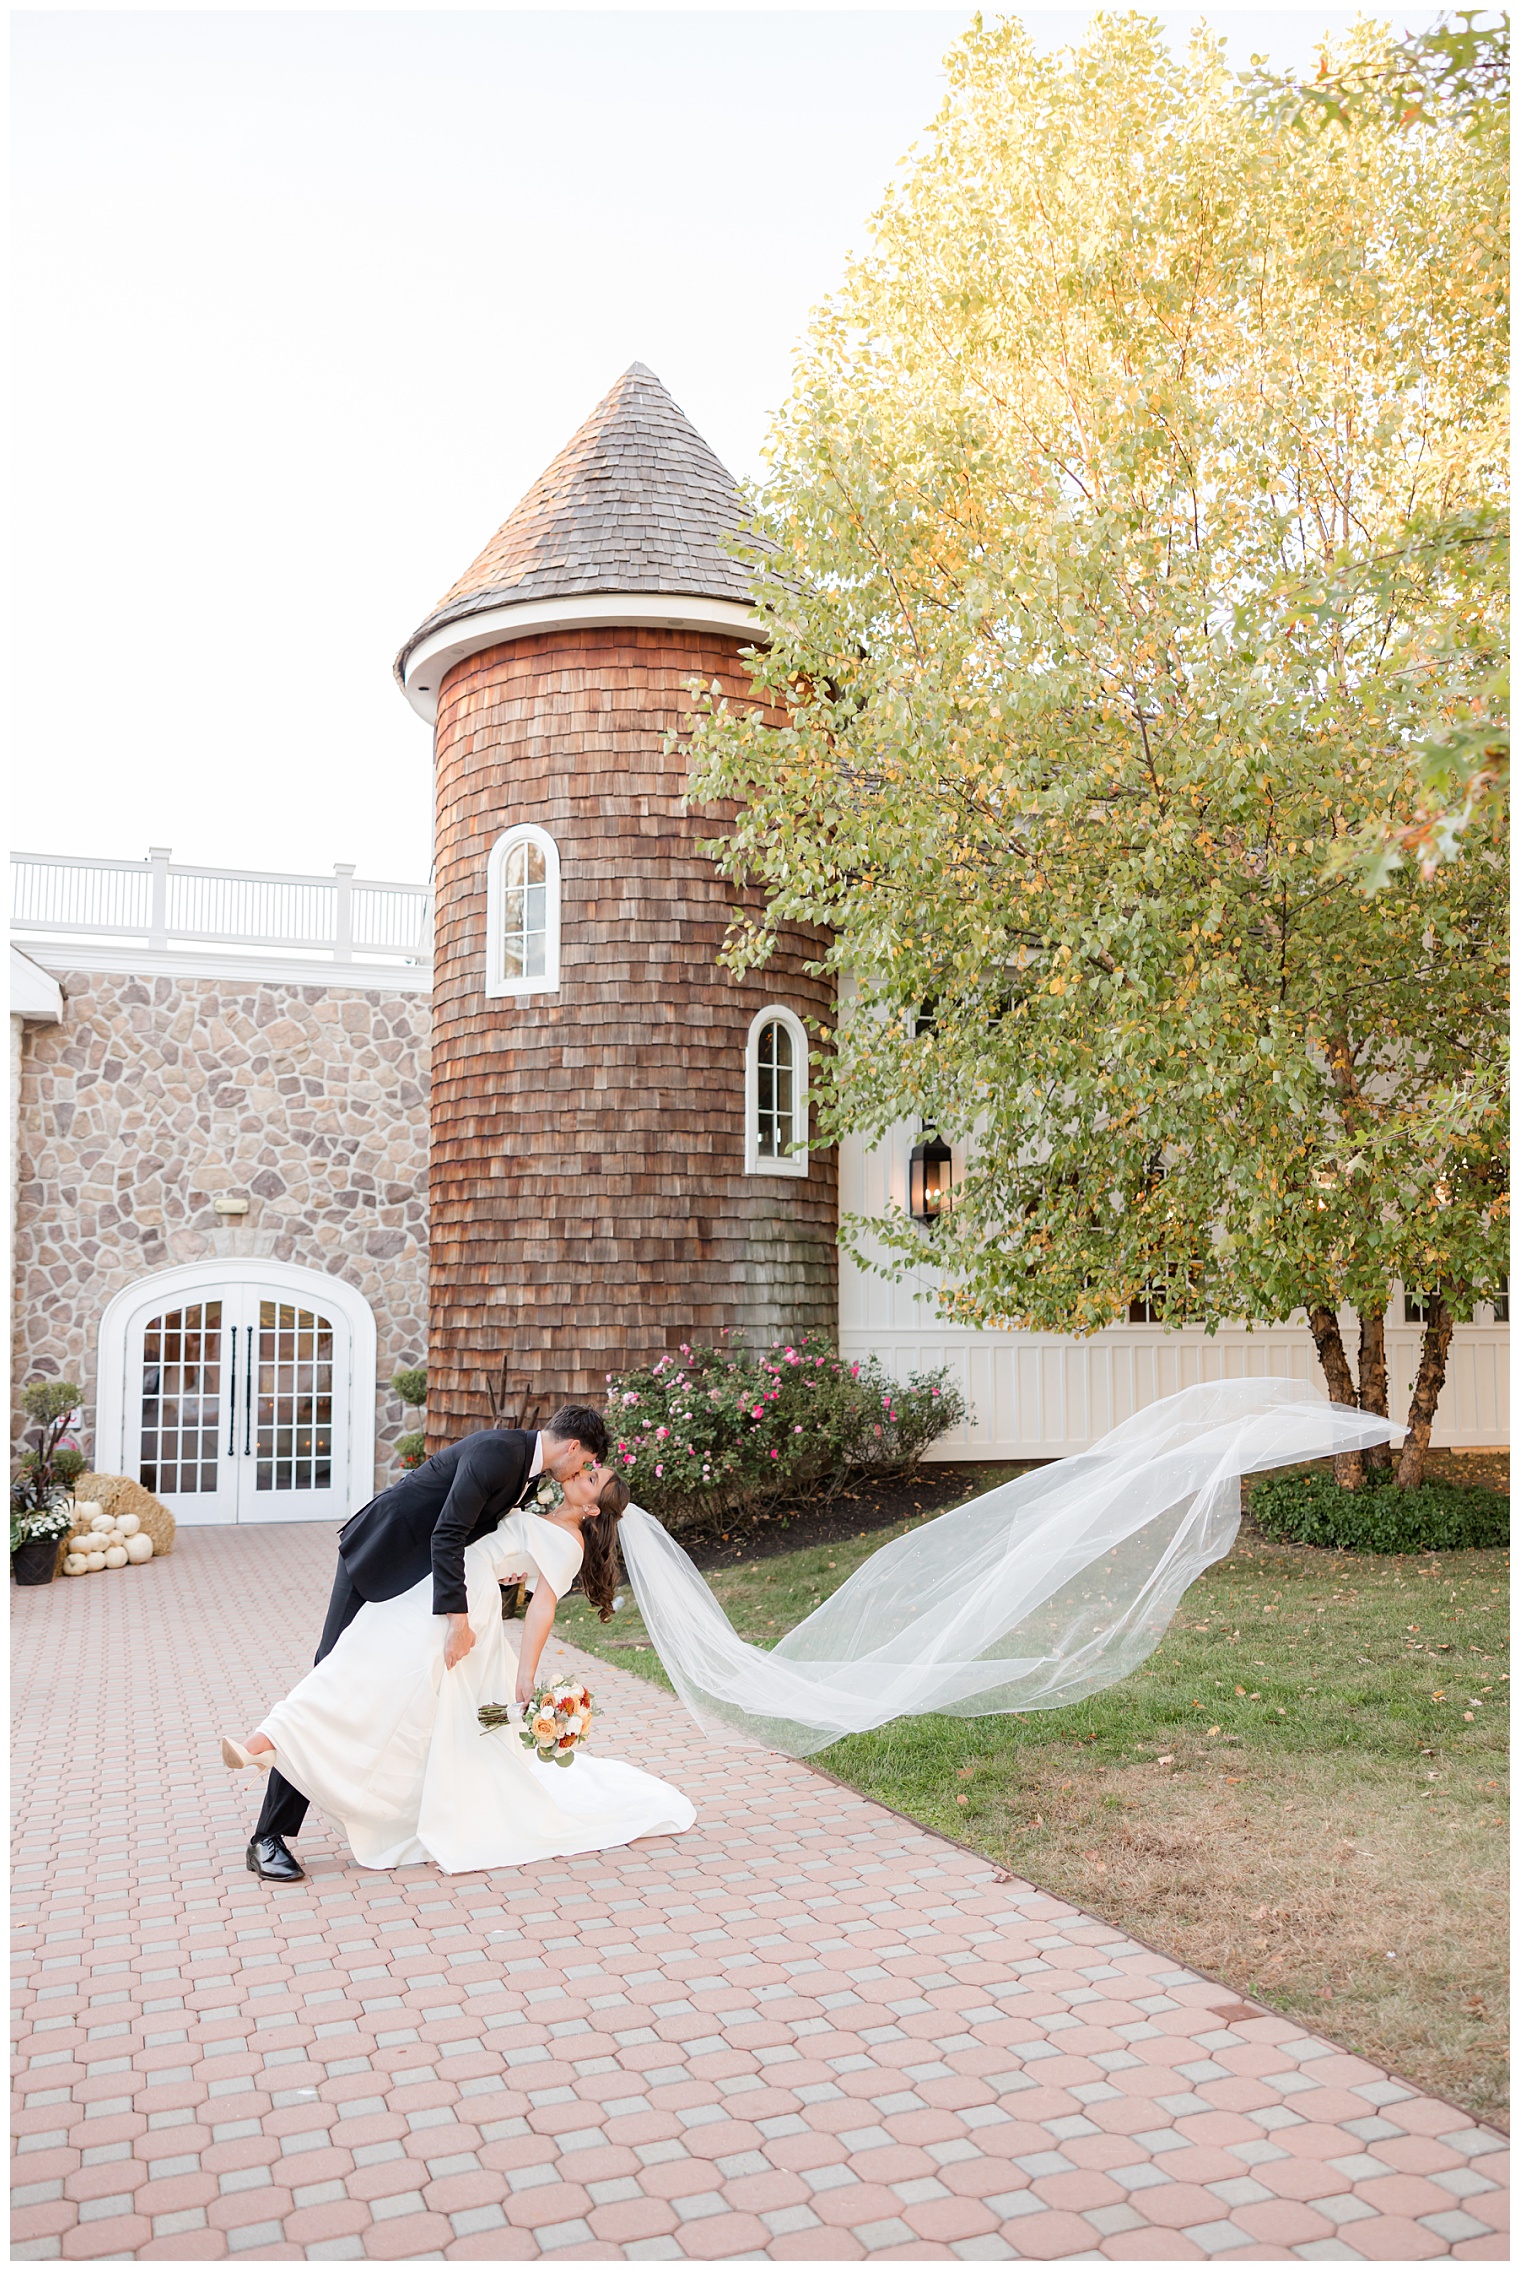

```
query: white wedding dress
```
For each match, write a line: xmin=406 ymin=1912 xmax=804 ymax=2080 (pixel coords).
xmin=258 ymin=1509 xmax=695 ymax=1872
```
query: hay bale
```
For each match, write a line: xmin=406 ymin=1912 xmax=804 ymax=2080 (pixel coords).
xmin=71 ymin=1474 xmax=176 ymax=1557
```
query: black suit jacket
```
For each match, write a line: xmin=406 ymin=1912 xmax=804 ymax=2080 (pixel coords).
xmin=338 ymin=1430 xmax=536 ymax=1617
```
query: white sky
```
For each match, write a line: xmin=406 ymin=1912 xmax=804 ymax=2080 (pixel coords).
xmin=13 ymin=3 xmax=1382 ymax=884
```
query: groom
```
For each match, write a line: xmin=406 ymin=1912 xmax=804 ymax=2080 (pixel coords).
xmin=246 ymin=1401 xmax=610 ymax=1882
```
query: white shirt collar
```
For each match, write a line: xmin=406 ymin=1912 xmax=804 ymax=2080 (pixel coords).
xmin=528 ymin=1433 xmax=544 ymax=1480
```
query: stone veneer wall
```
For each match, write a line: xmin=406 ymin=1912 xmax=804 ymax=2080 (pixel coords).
xmin=429 ymin=625 xmax=838 ymax=1438
xmin=11 ymin=970 xmax=429 ymax=1470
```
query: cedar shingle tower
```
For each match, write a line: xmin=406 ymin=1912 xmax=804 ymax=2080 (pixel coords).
xmin=397 ymin=366 xmax=837 ymax=1436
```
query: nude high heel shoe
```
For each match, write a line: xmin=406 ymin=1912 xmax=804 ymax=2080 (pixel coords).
xmin=221 ymin=1736 xmax=276 ymax=1774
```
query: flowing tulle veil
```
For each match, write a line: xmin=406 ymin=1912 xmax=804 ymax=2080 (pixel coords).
xmin=615 ymin=1378 xmax=1396 ymax=1758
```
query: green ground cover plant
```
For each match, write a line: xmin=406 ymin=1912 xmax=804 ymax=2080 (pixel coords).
xmin=559 ymin=1484 xmax=1509 ymax=2122
xmin=1253 ymin=1467 xmax=1509 ymax=1553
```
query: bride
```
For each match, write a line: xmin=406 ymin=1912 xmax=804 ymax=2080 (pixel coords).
xmin=224 ymin=1462 xmax=695 ymax=1873
xmin=228 ymin=1377 xmax=1397 ymax=1872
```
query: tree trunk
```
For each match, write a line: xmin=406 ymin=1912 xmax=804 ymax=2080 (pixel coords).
xmin=1357 ymin=1305 xmax=1393 ymax=1472
xmin=1308 ymin=1304 xmax=1364 ymax=1489
xmin=1396 ymin=1290 xmax=1454 ymax=1491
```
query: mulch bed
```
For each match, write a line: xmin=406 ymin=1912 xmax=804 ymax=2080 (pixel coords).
xmin=670 ymin=1461 xmax=1041 ymax=1572
xmin=657 ymin=1444 xmax=1508 ymax=1575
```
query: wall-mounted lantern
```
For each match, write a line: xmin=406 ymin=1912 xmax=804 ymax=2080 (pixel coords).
xmin=909 ymin=1132 xmax=953 ymax=1223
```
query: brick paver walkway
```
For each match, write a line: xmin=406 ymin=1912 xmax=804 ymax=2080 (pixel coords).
xmin=13 ymin=1524 xmax=1508 ymax=2262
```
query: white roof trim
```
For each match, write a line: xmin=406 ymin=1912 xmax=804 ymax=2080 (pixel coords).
xmin=12 ymin=940 xmax=431 ymax=995
xmin=10 ymin=944 xmax=64 ymax=1022
xmin=399 ymin=591 xmax=769 ymax=722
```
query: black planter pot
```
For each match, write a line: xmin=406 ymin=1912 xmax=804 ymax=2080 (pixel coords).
xmin=12 ymin=1538 xmax=59 ymax=1586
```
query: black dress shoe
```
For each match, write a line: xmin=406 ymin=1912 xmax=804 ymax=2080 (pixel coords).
xmin=247 ymin=1833 xmax=305 ymax=1882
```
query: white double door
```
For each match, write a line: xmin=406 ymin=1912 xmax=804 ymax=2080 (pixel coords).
xmin=114 ymin=1276 xmax=354 ymax=1525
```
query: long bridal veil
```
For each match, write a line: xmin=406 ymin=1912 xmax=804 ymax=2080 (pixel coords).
xmin=615 ymin=1378 xmax=1396 ymax=1758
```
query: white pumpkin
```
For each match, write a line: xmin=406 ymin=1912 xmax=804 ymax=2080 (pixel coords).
xmin=62 ymin=1553 xmax=89 ymax=1576
xmin=116 ymin=1513 xmax=141 ymax=1538
xmin=124 ymin=1534 xmax=154 ymax=1564
xmin=103 ymin=1546 xmax=129 ymax=1569
xmin=84 ymin=1551 xmax=107 ymax=1572
xmin=89 ymin=1513 xmax=115 ymax=1534
xmin=73 ymin=1500 xmax=102 ymax=1522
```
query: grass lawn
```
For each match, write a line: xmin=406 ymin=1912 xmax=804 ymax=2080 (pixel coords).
xmin=558 ymin=1479 xmax=1509 ymax=2125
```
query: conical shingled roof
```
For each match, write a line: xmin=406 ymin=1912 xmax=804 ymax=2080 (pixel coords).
xmin=396 ymin=364 xmax=753 ymax=681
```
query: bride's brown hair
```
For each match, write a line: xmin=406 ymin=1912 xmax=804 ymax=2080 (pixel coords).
xmin=579 ymin=1472 xmax=629 ymax=1621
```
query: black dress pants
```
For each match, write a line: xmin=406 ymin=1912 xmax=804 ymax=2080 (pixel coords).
xmin=252 ymin=1559 xmax=365 ymax=1842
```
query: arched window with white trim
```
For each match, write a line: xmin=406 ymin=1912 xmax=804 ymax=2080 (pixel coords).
xmin=485 ymin=823 xmax=561 ymax=998
xmin=745 ymin=1005 xmax=809 ymax=1176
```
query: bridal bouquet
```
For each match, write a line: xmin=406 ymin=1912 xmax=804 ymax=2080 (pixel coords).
xmin=478 ymin=1680 xmax=594 ymax=1767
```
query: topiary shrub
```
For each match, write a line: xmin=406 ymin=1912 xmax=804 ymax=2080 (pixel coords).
xmin=1250 ymin=1468 xmax=1509 ymax=1554
xmin=12 ymin=1379 xmax=84 ymax=1523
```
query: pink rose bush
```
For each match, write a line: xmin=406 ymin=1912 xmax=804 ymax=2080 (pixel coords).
xmin=603 ymin=1332 xmax=967 ymax=1531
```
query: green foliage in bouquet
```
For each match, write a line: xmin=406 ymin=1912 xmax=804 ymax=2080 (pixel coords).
xmin=606 ymin=1332 xmax=967 ymax=1529
xmin=479 ymin=1679 xmax=594 ymax=1766
xmin=1251 ymin=1468 xmax=1508 ymax=1554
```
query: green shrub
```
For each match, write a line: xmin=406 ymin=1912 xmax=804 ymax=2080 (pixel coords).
xmin=606 ymin=1332 xmax=968 ymax=1530
xmin=396 ymin=1430 xmax=427 ymax=1472
xmin=1251 ymin=1467 xmax=1509 ymax=1554
xmin=12 ymin=1378 xmax=84 ymax=1520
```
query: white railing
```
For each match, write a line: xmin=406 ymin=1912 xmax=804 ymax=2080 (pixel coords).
xmin=11 ymin=849 xmax=432 ymax=968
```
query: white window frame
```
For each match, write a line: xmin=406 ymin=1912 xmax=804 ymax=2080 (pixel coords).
xmin=485 ymin=823 xmax=561 ymax=999
xmin=745 ymin=1004 xmax=810 ymax=1177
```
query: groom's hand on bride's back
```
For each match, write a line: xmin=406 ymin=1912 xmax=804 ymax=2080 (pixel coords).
xmin=443 ymin=1613 xmax=476 ymax=1670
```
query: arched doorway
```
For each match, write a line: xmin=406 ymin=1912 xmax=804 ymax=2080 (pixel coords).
xmin=96 ymin=1262 xmax=376 ymax=1526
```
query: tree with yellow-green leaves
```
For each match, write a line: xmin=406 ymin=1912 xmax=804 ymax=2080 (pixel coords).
xmin=687 ymin=11 xmax=1508 ymax=1488
xmin=1252 ymin=11 xmax=1509 ymax=885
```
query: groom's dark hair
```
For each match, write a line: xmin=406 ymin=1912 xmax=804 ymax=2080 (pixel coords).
xmin=544 ymin=1403 xmax=609 ymax=1462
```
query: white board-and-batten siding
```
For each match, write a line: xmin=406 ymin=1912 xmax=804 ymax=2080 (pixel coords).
xmin=838 ymin=1129 xmax=1509 ymax=1459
